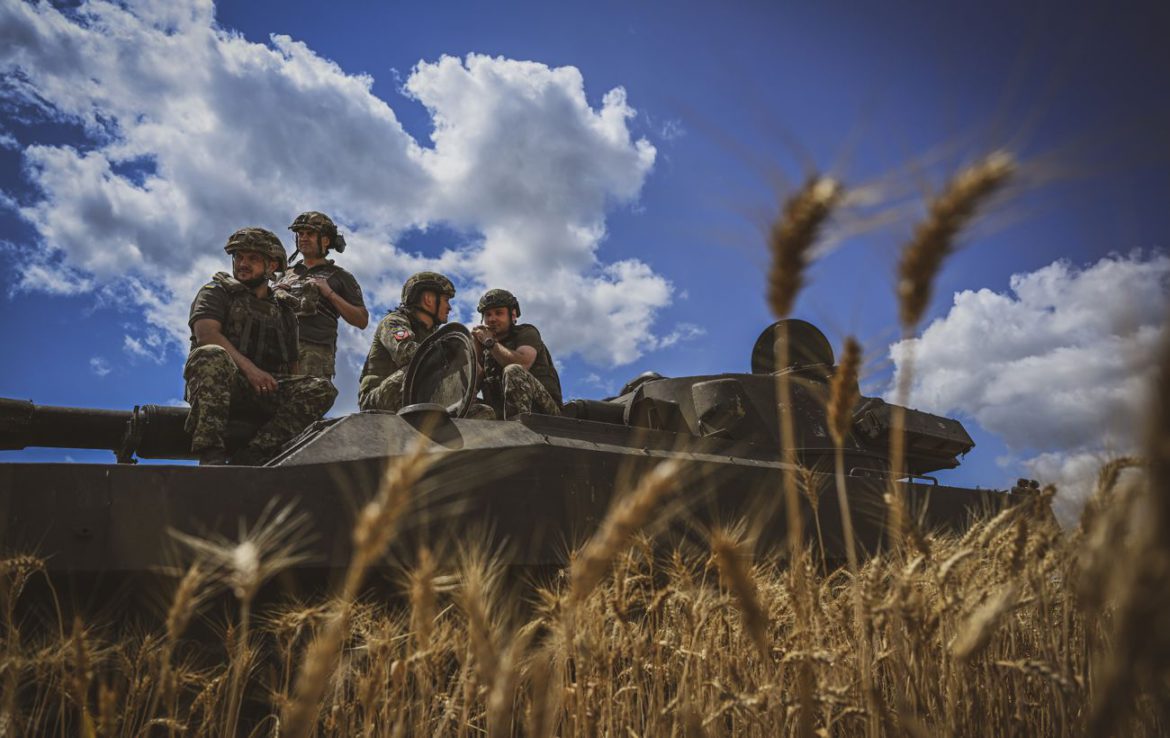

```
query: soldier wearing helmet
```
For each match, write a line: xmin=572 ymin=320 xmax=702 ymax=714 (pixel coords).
xmin=184 ymin=227 xmax=337 ymax=465
xmin=357 ymin=271 xmax=457 ymax=412
xmin=275 ymin=211 xmax=368 ymax=381
xmin=472 ymin=288 xmax=563 ymax=418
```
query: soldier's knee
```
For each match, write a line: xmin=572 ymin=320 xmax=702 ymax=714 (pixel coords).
xmin=185 ymin=345 xmax=233 ymax=376
xmin=503 ymin=363 xmax=527 ymax=379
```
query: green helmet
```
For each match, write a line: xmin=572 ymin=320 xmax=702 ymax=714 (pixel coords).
xmin=224 ymin=227 xmax=288 ymax=272
xmin=289 ymin=211 xmax=346 ymax=253
xmin=477 ymin=288 xmax=521 ymax=318
xmin=401 ymin=271 xmax=456 ymax=307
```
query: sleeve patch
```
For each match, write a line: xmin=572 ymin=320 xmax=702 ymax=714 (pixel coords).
xmin=393 ymin=328 xmax=412 ymax=341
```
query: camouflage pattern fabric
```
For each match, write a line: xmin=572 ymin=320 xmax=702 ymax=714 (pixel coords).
xmin=359 ymin=307 xmax=432 ymax=411
xmin=360 ymin=367 xmax=409 ymax=412
xmin=501 ymin=364 xmax=562 ymax=418
xmin=183 ymin=345 xmax=336 ymax=456
xmin=465 ymin=402 xmax=497 ymax=420
xmin=298 ymin=341 xmax=336 ymax=380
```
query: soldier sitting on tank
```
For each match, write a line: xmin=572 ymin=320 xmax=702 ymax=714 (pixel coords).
xmin=274 ymin=211 xmax=368 ymax=396
xmin=472 ymin=289 xmax=563 ymax=419
xmin=185 ymin=228 xmax=338 ymax=465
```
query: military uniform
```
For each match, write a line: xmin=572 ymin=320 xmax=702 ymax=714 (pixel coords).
xmin=185 ymin=272 xmax=337 ymax=459
xmin=481 ymin=324 xmax=563 ymax=418
xmin=358 ymin=307 xmax=432 ymax=412
xmin=275 ymin=260 xmax=364 ymax=379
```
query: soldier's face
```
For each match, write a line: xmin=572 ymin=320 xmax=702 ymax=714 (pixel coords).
xmin=296 ymin=230 xmax=328 ymax=258
xmin=482 ymin=306 xmax=514 ymax=335
xmin=437 ymin=294 xmax=452 ymax=323
xmin=233 ymin=251 xmax=269 ymax=281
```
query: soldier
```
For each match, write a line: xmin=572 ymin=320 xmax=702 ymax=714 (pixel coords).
xmin=472 ymin=289 xmax=563 ymax=418
xmin=358 ymin=271 xmax=456 ymax=412
xmin=185 ymin=228 xmax=337 ymax=465
xmin=275 ymin=211 xmax=368 ymax=392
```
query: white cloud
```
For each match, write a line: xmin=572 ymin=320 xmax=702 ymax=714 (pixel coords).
xmin=89 ymin=356 xmax=111 ymax=377
xmin=888 ymin=252 xmax=1169 ymax=510
xmin=0 ymin=0 xmax=667 ymax=368
xmin=123 ymin=331 xmax=167 ymax=363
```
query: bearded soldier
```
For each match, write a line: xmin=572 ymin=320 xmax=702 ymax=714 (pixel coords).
xmin=472 ymin=289 xmax=563 ymax=418
xmin=275 ymin=211 xmax=368 ymax=390
xmin=185 ymin=228 xmax=337 ymax=465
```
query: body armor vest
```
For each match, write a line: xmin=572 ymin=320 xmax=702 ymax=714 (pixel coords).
xmin=277 ymin=263 xmax=342 ymax=321
xmin=213 ymin=273 xmax=300 ymax=374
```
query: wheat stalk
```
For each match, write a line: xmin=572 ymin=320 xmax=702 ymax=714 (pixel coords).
xmin=897 ymin=151 xmax=1015 ymax=329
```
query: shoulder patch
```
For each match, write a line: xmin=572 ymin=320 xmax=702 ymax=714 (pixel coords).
xmin=393 ymin=328 xmax=412 ymax=341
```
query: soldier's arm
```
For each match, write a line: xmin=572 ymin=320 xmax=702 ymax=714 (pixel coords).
xmin=313 ymin=277 xmax=369 ymax=329
xmin=192 ymin=318 xmax=277 ymax=393
xmin=485 ymin=343 xmax=537 ymax=371
xmin=376 ymin=320 xmax=423 ymax=367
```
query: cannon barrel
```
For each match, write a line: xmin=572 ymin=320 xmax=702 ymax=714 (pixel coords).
xmin=0 ymin=398 xmax=256 ymax=462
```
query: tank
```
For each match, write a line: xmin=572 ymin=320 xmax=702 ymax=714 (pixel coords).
xmin=0 ymin=320 xmax=1024 ymax=589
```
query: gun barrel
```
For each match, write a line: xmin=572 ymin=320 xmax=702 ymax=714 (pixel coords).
xmin=0 ymin=398 xmax=202 ymax=461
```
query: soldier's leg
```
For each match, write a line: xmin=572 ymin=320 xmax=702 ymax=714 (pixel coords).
xmin=359 ymin=369 xmax=407 ymax=412
xmin=465 ymin=402 xmax=498 ymax=420
xmin=298 ymin=341 xmax=337 ymax=380
xmin=502 ymin=364 xmax=562 ymax=418
xmin=183 ymin=345 xmax=239 ymax=455
xmin=246 ymin=376 xmax=338 ymax=457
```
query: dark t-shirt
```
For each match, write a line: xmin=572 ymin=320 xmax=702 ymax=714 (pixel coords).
xmin=277 ymin=261 xmax=364 ymax=347
xmin=485 ymin=323 xmax=563 ymax=406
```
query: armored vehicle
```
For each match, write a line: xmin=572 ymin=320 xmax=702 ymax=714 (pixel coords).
xmin=0 ymin=320 xmax=1017 ymax=594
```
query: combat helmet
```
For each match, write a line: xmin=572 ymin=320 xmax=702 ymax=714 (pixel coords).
xmin=477 ymin=288 xmax=521 ymax=318
xmin=401 ymin=271 xmax=456 ymax=307
xmin=288 ymin=211 xmax=346 ymax=253
xmin=224 ymin=227 xmax=288 ymax=274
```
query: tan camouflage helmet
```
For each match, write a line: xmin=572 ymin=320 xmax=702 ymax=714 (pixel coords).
xmin=289 ymin=211 xmax=337 ymax=237
xmin=477 ymin=288 xmax=520 ymax=318
xmin=224 ymin=227 xmax=288 ymax=272
xmin=401 ymin=271 xmax=456 ymax=306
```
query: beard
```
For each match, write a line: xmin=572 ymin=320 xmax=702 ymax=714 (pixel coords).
xmin=239 ymin=274 xmax=267 ymax=289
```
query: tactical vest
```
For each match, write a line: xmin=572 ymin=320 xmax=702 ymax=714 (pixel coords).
xmin=277 ymin=263 xmax=342 ymax=321
xmin=212 ymin=273 xmax=300 ymax=374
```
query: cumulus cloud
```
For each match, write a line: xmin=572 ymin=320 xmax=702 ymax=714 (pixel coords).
xmin=0 ymin=0 xmax=677 ymax=368
xmin=888 ymin=252 xmax=1169 ymax=512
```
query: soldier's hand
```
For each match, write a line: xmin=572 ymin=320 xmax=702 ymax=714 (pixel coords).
xmin=274 ymin=282 xmax=292 ymax=291
xmin=244 ymin=366 xmax=279 ymax=395
xmin=471 ymin=325 xmax=491 ymax=344
xmin=309 ymin=277 xmax=333 ymax=298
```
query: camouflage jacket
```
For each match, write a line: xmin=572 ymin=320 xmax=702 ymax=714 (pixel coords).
xmin=359 ymin=307 xmax=432 ymax=396
xmin=187 ymin=272 xmax=300 ymax=374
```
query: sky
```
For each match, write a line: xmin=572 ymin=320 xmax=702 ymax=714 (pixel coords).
xmin=0 ymin=0 xmax=1167 ymax=515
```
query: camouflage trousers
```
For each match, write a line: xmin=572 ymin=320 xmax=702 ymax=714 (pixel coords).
xmin=298 ymin=341 xmax=336 ymax=380
xmin=184 ymin=345 xmax=337 ymax=456
xmin=360 ymin=368 xmax=496 ymax=419
xmin=359 ymin=368 xmax=407 ymax=412
xmin=501 ymin=364 xmax=561 ymax=418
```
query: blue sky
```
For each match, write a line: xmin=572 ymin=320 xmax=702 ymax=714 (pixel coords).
xmin=1 ymin=0 xmax=1167 ymax=508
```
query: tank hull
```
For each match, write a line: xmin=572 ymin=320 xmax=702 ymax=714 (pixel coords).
xmin=0 ymin=411 xmax=1009 ymax=579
